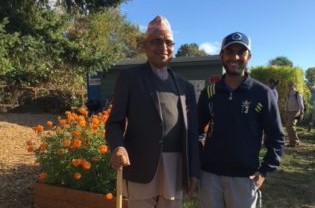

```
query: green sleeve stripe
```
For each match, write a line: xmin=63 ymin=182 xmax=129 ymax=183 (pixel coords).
xmin=207 ymin=84 xmax=216 ymax=98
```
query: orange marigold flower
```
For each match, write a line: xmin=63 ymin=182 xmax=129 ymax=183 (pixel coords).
xmin=78 ymin=120 xmax=86 ymax=127
xmin=66 ymin=114 xmax=75 ymax=123
xmin=74 ymin=172 xmax=81 ymax=180
xmin=71 ymin=158 xmax=81 ymax=167
xmin=59 ymin=119 xmax=67 ymax=126
xmin=76 ymin=115 xmax=86 ymax=125
xmin=63 ymin=139 xmax=71 ymax=147
xmin=81 ymin=160 xmax=91 ymax=170
xmin=39 ymin=172 xmax=48 ymax=181
xmin=32 ymin=125 xmax=44 ymax=133
xmin=78 ymin=107 xmax=88 ymax=116
xmin=103 ymin=110 xmax=109 ymax=116
xmin=47 ymin=121 xmax=54 ymax=128
xmin=98 ymin=144 xmax=108 ymax=154
xmin=104 ymin=193 xmax=113 ymax=200
xmin=90 ymin=116 xmax=100 ymax=125
xmin=72 ymin=130 xmax=81 ymax=138
xmin=92 ymin=125 xmax=98 ymax=131
xmin=99 ymin=114 xmax=109 ymax=123
xmin=73 ymin=139 xmax=81 ymax=148
xmin=39 ymin=142 xmax=48 ymax=152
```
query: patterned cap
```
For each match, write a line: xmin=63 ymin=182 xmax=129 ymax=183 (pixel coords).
xmin=145 ymin=16 xmax=173 ymax=40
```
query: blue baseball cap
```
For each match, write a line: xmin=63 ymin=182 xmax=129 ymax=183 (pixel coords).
xmin=221 ymin=32 xmax=251 ymax=51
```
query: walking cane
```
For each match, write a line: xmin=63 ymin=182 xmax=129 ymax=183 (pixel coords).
xmin=116 ymin=168 xmax=123 ymax=208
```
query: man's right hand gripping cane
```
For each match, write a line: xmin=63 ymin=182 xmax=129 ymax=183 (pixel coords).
xmin=110 ymin=147 xmax=130 ymax=170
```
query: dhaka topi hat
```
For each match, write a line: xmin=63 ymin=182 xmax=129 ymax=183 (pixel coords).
xmin=145 ymin=15 xmax=173 ymax=40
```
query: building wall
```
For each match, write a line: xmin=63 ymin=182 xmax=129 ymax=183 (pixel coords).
xmin=97 ymin=55 xmax=223 ymax=108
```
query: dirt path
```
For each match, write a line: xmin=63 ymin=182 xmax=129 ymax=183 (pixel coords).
xmin=0 ymin=113 xmax=58 ymax=208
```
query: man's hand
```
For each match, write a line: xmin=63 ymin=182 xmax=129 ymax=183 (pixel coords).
xmin=110 ymin=147 xmax=130 ymax=170
xmin=186 ymin=177 xmax=198 ymax=197
xmin=249 ymin=172 xmax=265 ymax=189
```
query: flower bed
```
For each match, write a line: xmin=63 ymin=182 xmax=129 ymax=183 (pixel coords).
xmin=27 ymin=107 xmax=116 ymax=198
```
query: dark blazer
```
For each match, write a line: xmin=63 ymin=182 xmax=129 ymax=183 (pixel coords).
xmin=106 ymin=62 xmax=200 ymax=190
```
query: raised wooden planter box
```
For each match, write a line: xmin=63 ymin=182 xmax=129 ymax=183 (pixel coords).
xmin=33 ymin=183 xmax=128 ymax=208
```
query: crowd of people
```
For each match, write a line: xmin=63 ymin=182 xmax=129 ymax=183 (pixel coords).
xmin=105 ymin=15 xmax=313 ymax=208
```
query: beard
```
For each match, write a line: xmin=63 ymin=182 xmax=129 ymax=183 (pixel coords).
xmin=223 ymin=63 xmax=247 ymax=76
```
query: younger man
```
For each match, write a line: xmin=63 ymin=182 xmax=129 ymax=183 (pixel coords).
xmin=198 ymin=32 xmax=285 ymax=208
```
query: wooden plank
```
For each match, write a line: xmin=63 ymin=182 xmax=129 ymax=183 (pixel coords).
xmin=33 ymin=183 xmax=128 ymax=208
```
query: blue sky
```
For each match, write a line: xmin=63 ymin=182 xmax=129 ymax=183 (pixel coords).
xmin=120 ymin=0 xmax=315 ymax=71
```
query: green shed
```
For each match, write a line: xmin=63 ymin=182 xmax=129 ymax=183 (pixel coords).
xmin=98 ymin=55 xmax=223 ymax=108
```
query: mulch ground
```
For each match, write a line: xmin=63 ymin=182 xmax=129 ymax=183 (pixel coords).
xmin=0 ymin=113 xmax=58 ymax=208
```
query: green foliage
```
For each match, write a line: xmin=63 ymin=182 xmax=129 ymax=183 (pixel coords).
xmin=175 ymin=43 xmax=208 ymax=58
xmin=268 ymin=56 xmax=293 ymax=67
xmin=0 ymin=1 xmax=143 ymax=95
xmin=29 ymin=108 xmax=115 ymax=194
xmin=53 ymin=0 xmax=130 ymax=14
xmin=250 ymin=65 xmax=311 ymax=121
xmin=0 ymin=19 xmax=16 ymax=75
xmin=67 ymin=8 xmax=143 ymax=74
xmin=305 ymin=67 xmax=315 ymax=91
xmin=0 ymin=3 xmax=80 ymax=87
xmin=35 ymin=89 xmax=84 ymax=113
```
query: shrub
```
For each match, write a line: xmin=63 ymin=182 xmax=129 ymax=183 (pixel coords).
xmin=27 ymin=107 xmax=115 ymax=196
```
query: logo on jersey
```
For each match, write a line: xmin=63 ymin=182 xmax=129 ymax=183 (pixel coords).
xmin=241 ymin=100 xmax=251 ymax=114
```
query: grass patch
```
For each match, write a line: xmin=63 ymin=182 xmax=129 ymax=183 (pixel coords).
xmin=183 ymin=126 xmax=315 ymax=208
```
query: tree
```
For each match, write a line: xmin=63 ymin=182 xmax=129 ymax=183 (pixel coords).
xmin=0 ymin=1 xmax=143 ymax=87
xmin=250 ymin=65 xmax=311 ymax=122
xmin=53 ymin=0 xmax=130 ymax=14
xmin=0 ymin=1 xmax=143 ymax=107
xmin=305 ymin=67 xmax=315 ymax=91
xmin=66 ymin=8 xmax=144 ymax=74
xmin=175 ymin=43 xmax=207 ymax=58
xmin=268 ymin=56 xmax=293 ymax=67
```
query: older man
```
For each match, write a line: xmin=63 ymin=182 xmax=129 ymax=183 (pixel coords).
xmin=106 ymin=16 xmax=200 ymax=208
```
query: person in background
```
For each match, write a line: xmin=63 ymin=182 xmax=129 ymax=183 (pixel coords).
xmin=197 ymin=32 xmax=285 ymax=208
xmin=284 ymin=81 xmax=304 ymax=147
xmin=105 ymin=15 xmax=200 ymax=208
xmin=268 ymin=78 xmax=279 ymax=102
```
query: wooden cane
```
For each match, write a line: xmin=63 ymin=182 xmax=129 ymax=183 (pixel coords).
xmin=116 ymin=168 xmax=123 ymax=208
